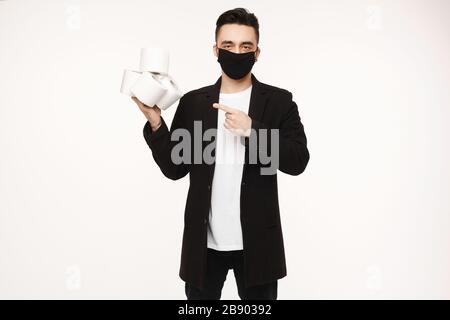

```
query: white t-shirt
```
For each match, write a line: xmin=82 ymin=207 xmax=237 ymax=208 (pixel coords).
xmin=207 ymin=85 xmax=252 ymax=251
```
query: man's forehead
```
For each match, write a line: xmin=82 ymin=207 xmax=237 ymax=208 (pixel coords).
xmin=217 ymin=24 xmax=257 ymax=43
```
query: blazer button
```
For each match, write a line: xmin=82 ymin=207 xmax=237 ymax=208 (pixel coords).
xmin=242 ymin=181 xmax=246 ymax=186
xmin=207 ymin=184 xmax=211 ymax=190
xmin=204 ymin=218 xmax=208 ymax=225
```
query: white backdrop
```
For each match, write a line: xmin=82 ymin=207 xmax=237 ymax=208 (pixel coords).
xmin=0 ymin=0 xmax=449 ymax=299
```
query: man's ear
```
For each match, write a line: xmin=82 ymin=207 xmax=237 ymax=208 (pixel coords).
xmin=213 ymin=44 xmax=218 ymax=58
xmin=255 ymin=46 xmax=260 ymax=61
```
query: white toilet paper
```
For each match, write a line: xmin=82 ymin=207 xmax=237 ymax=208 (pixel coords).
xmin=120 ymin=69 xmax=141 ymax=96
xmin=155 ymin=74 xmax=184 ymax=110
xmin=139 ymin=48 xmax=169 ymax=74
xmin=130 ymin=72 xmax=167 ymax=107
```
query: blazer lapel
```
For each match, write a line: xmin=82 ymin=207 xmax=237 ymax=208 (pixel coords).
xmin=201 ymin=73 xmax=269 ymax=185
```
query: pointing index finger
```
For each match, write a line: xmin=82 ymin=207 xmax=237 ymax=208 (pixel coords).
xmin=213 ymin=103 xmax=237 ymax=114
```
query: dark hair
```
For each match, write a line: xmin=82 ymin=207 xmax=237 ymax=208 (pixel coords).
xmin=215 ymin=8 xmax=260 ymax=44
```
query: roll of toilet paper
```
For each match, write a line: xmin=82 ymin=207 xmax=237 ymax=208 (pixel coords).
xmin=130 ymin=72 xmax=167 ymax=107
xmin=155 ymin=74 xmax=184 ymax=110
xmin=120 ymin=69 xmax=141 ymax=96
xmin=139 ymin=48 xmax=169 ymax=74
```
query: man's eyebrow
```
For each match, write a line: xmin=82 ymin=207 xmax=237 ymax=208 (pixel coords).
xmin=220 ymin=40 xmax=255 ymax=46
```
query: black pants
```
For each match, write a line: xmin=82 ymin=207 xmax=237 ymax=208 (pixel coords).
xmin=185 ymin=248 xmax=277 ymax=300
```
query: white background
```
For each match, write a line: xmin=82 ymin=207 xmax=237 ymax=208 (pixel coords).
xmin=0 ymin=0 xmax=449 ymax=299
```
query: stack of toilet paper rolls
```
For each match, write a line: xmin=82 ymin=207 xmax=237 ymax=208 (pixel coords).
xmin=120 ymin=48 xmax=183 ymax=110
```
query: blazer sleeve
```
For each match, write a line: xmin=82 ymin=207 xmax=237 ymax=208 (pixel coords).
xmin=242 ymin=92 xmax=310 ymax=176
xmin=142 ymin=95 xmax=190 ymax=180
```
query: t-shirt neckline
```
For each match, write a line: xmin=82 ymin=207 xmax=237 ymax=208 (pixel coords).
xmin=219 ymin=85 xmax=252 ymax=96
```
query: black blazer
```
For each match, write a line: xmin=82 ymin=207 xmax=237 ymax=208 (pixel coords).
xmin=143 ymin=73 xmax=309 ymax=290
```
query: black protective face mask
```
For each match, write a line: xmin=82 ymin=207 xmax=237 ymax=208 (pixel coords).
xmin=217 ymin=48 xmax=257 ymax=80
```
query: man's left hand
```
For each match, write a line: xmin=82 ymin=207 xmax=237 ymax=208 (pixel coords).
xmin=213 ymin=103 xmax=252 ymax=137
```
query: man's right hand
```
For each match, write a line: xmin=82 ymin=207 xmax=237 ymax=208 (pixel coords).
xmin=132 ymin=96 xmax=162 ymax=132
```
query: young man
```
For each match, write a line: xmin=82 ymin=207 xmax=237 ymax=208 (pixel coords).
xmin=133 ymin=8 xmax=309 ymax=300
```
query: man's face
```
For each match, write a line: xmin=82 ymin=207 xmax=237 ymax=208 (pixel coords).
xmin=214 ymin=23 xmax=260 ymax=58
